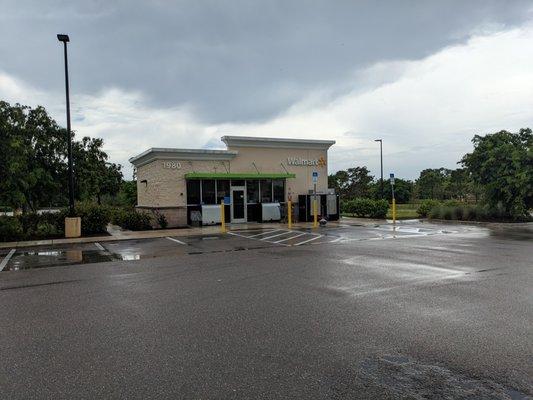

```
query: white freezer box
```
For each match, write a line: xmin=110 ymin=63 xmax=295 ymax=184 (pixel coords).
xmin=201 ymin=205 xmax=221 ymax=225
xmin=262 ymin=203 xmax=281 ymax=222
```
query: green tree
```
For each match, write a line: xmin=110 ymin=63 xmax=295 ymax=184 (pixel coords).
xmin=329 ymin=167 xmax=373 ymax=198
xmin=117 ymin=180 xmax=138 ymax=207
xmin=0 ymin=101 xmax=67 ymax=211
xmin=371 ymin=178 xmax=414 ymax=203
xmin=0 ymin=101 xmax=124 ymax=211
xmin=416 ymin=168 xmax=450 ymax=200
xmin=445 ymin=168 xmax=472 ymax=201
xmin=461 ymin=129 xmax=533 ymax=217
xmin=73 ymin=137 xmax=123 ymax=204
xmin=328 ymin=170 xmax=349 ymax=195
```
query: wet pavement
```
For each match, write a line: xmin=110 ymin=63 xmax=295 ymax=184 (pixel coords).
xmin=0 ymin=220 xmax=484 ymax=271
xmin=0 ymin=220 xmax=532 ymax=399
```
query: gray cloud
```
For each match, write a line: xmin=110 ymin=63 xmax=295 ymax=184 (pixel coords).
xmin=1 ymin=0 xmax=531 ymax=124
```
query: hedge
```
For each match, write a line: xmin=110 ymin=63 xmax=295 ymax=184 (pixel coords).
xmin=418 ymin=200 xmax=532 ymax=222
xmin=343 ymin=198 xmax=389 ymax=218
xmin=0 ymin=203 xmax=111 ymax=241
xmin=111 ymin=208 xmax=152 ymax=231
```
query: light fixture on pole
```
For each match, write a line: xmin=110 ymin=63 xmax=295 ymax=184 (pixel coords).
xmin=374 ymin=139 xmax=383 ymax=199
xmin=57 ymin=33 xmax=75 ymax=216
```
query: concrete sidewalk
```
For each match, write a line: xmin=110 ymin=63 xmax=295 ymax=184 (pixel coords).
xmin=0 ymin=219 xmax=373 ymax=249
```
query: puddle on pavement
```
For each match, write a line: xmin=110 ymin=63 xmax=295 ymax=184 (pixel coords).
xmin=5 ymin=250 xmax=118 ymax=271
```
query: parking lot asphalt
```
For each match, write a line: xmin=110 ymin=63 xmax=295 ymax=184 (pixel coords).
xmin=0 ymin=221 xmax=531 ymax=399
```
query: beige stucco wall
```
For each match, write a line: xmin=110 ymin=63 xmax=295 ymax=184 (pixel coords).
xmin=135 ymin=146 xmax=329 ymax=208
xmin=226 ymin=146 xmax=329 ymax=199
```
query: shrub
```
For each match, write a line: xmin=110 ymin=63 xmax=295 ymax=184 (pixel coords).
xmin=340 ymin=200 xmax=352 ymax=214
xmin=417 ymin=199 xmax=441 ymax=217
xmin=443 ymin=207 xmax=454 ymax=220
xmin=35 ymin=222 xmax=60 ymax=237
xmin=352 ymin=198 xmax=375 ymax=217
xmin=74 ymin=203 xmax=111 ymax=235
xmin=153 ymin=209 xmax=168 ymax=229
xmin=370 ymin=199 xmax=389 ymax=218
xmin=443 ymin=199 xmax=461 ymax=207
xmin=343 ymin=198 xmax=389 ymax=218
xmin=112 ymin=208 xmax=152 ymax=231
xmin=18 ymin=213 xmax=42 ymax=235
xmin=0 ymin=217 xmax=24 ymax=241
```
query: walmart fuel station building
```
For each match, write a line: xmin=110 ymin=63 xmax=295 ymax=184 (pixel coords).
xmin=129 ymin=136 xmax=338 ymax=227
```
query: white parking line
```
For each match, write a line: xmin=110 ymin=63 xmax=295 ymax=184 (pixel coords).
xmin=328 ymin=236 xmax=343 ymax=243
xmin=0 ymin=249 xmax=16 ymax=271
xmin=274 ymin=232 xmax=306 ymax=243
xmin=166 ymin=236 xmax=187 ymax=245
xmin=247 ymin=229 xmax=280 ymax=238
xmin=227 ymin=231 xmax=248 ymax=239
xmin=227 ymin=231 xmax=290 ymax=246
xmin=261 ymin=231 xmax=293 ymax=240
xmin=94 ymin=242 xmax=105 ymax=251
xmin=293 ymin=235 xmax=323 ymax=246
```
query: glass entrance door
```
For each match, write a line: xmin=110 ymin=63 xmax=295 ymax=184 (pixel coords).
xmin=231 ymin=186 xmax=246 ymax=223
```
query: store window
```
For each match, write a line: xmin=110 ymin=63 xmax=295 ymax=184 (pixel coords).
xmin=186 ymin=180 xmax=201 ymax=205
xmin=246 ymin=180 xmax=259 ymax=203
xmin=260 ymin=179 xmax=272 ymax=203
xmin=201 ymin=180 xmax=216 ymax=204
xmin=273 ymin=179 xmax=285 ymax=203
xmin=216 ymin=180 xmax=230 ymax=203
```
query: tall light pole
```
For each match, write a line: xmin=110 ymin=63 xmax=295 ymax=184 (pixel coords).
xmin=57 ymin=34 xmax=75 ymax=216
xmin=374 ymin=139 xmax=383 ymax=199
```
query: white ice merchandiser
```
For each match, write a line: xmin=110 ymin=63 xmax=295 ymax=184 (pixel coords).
xmin=261 ymin=203 xmax=281 ymax=222
xmin=201 ymin=205 xmax=221 ymax=225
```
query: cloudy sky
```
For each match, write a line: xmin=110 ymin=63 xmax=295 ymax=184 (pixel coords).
xmin=1 ymin=0 xmax=532 ymax=179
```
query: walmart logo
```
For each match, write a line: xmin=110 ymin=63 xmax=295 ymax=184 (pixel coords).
xmin=287 ymin=156 xmax=327 ymax=167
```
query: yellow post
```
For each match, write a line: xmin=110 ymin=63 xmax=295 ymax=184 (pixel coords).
xmin=220 ymin=200 xmax=226 ymax=233
xmin=313 ymin=198 xmax=318 ymax=228
xmin=392 ymin=198 xmax=396 ymax=225
xmin=288 ymin=200 xmax=292 ymax=229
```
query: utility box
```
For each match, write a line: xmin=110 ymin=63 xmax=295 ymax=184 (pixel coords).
xmin=201 ymin=205 xmax=221 ymax=225
xmin=65 ymin=217 xmax=81 ymax=238
xmin=298 ymin=194 xmax=339 ymax=222
xmin=261 ymin=203 xmax=281 ymax=222
xmin=327 ymin=194 xmax=338 ymax=215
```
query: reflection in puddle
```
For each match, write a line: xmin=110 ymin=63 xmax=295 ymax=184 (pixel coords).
xmin=119 ymin=254 xmax=141 ymax=261
xmin=5 ymin=250 xmax=116 ymax=271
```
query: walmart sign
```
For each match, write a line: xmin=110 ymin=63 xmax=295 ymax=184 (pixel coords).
xmin=287 ymin=156 xmax=326 ymax=167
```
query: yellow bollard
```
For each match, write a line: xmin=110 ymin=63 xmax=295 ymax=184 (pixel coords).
xmin=313 ymin=199 xmax=318 ymax=228
xmin=220 ymin=200 xmax=226 ymax=233
xmin=288 ymin=200 xmax=292 ymax=229
xmin=392 ymin=198 xmax=396 ymax=225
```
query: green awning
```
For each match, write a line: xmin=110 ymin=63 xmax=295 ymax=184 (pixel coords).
xmin=185 ymin=172 xmax=295 ymax=179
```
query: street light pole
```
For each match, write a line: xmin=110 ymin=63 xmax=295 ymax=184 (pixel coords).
xmin=374 ymin=139 xmax=383 ymax=199
xmin=57 ymin=34 xmax=75 ymax=216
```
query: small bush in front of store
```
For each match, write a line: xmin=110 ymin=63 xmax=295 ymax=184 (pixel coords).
xmin=0 ymin=216 xmax=24 ymax=241
xmin=112 ymin=208 xmax=152 ymax=231
xmin=153 ymin=209 xmax=168 ymax=229
xmin=17 ymin=212 xmax=64 ymax=239
xmin=74 ymin=202 xmax=111 ymax=235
